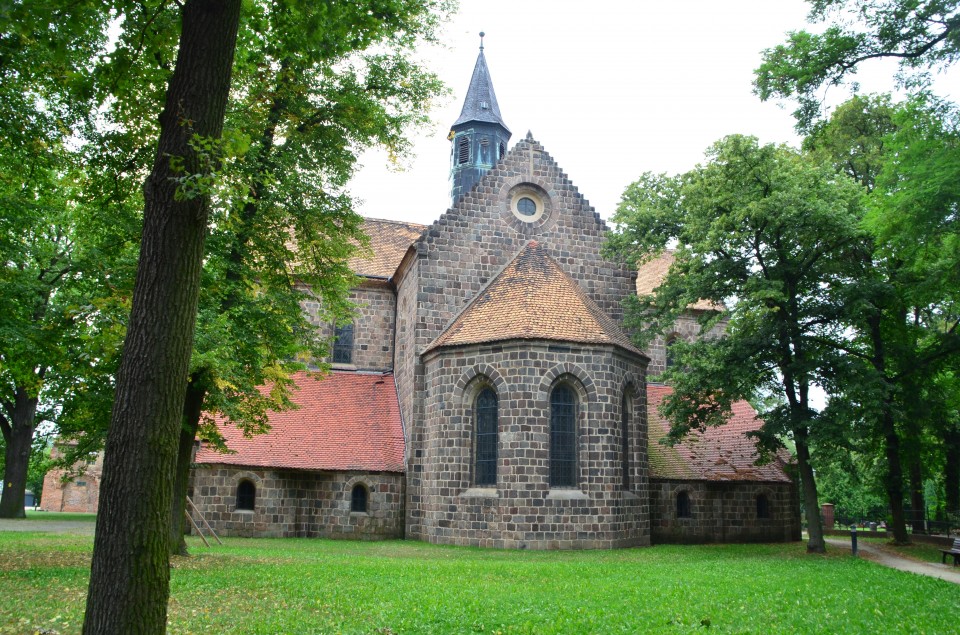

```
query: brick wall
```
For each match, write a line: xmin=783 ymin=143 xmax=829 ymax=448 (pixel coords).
xmin=415 ymin=340 xmax=649 ymax=549
xmin=189 ymin=466 xmax=405 ymax=539
xmin=40 ymin=448 xmax=102 ymax=513
xmin=649 ymin=479 xmax=800 ymax=544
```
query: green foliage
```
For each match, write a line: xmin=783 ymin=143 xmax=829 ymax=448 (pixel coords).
xmin=2 ymin=533 xmax=959 ymax=634
xmin=755 ymin=0 xmax=960 ymax=129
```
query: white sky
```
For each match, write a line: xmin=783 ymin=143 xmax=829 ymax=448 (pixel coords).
xmin=349 ymin=0 xmax=959 ymax=225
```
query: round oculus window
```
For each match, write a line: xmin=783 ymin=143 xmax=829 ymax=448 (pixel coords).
xmin=516 ymin=197 xmax=537 ymax=216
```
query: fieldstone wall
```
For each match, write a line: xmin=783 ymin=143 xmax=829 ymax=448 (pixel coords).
xmin=649 ymin=479 xmax=801 ymax=544
xmin=302 ymin=280 xmax=396 ymax=372
xmin=415 ymin=340 xmax=649 ymax=549
xmin=189 ymin=466 xmax=405 ymax=539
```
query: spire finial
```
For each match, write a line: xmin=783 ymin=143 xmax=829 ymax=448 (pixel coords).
xmin=479 ymin=31 xmax=485 ymax=51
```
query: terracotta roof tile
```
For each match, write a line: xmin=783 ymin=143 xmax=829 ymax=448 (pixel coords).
xmin=647 ymin=385 xmax=792 ymax=483
xmin=636 ymin=251 xmax=721 ymax=312
xmin=349 ymin=218 xmax=425 ymax=279
xmin=195 ymin=371 xmax=405 ymax=472
xmin=426 ymin=241 xmax=644 ymax=356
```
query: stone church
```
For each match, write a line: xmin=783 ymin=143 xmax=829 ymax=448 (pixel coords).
xmin=188 ymin=47 xmax=801 ymax=548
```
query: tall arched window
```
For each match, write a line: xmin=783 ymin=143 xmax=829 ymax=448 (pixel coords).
xmin=665 ymin=335 xmax=678 ymax=369
xmin=676 ymin=490 xmax=691 ymax=518
xmin=550 ymin=385 xmax=577 ymax=487
xmin=333 ymin=322 xmax=354 ymax=364
xmin=756 ymin=493 xmax=770 ymax=519
xmin=621 ymin=391 xmax=632 ymax=491
xmin=351 ymin=484 xmax=368 ymax=513
xmin=236 ymin=479 xmax=256 ymax=511
xmin=475 ymin=387 xmax=498 ymax=486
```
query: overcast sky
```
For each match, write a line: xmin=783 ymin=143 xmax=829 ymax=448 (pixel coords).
xmin=349 ymin=0 xmax=959 ymax=225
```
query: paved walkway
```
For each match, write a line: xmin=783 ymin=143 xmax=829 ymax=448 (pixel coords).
xmin=825 ymin=538 xmax=960 ymax=584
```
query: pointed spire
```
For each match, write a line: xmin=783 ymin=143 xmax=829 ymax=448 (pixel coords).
xmin=452 ymin=34 xmax=510 ymax=132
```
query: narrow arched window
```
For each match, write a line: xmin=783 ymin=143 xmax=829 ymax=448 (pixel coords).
xmin=756 ymin=493 xmax=770 ymax=519
xmin=333 ymin=322 xmax=354 ymax=364
xmin=621 ymin=391 xmax=632 ymax=491
xmin=676 ymin=491 xmax=691 ymax=518
xmin=665 ymin=336 xmax=678 ymax=369
xmin=475 ymin=388 xmax=498 ymax=486
xmin=457 ymin=137 xmax=470 ymax=164
xmin=236 ymin=479 xmax=256 ymax=511
xmin=550 ymin=385 xmax=577 ymax=487
xmin=499 ymin=142 xmax=506 ymax=160
xmin=351 ymin=484 xmax=368 ymax=513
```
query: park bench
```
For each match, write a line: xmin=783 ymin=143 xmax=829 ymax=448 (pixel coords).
xmin=939 ymin=538 xmax=960 ymax=566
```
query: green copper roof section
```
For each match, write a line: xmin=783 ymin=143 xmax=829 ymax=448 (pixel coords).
xmin=452 ymin=45 xmax=510 ymax=133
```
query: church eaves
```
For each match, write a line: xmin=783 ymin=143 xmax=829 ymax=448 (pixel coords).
xmin=425 ymin=241 xmax=645 ymax=356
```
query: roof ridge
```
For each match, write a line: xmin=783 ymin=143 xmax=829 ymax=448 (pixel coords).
xmin=360 ymin=216 xmax=428 ymax=229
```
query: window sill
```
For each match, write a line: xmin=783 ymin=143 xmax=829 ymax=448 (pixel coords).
xmin=546 ymin=489 xmax=588 ymax=500
xmin=461 ymin=488 xmax=498 ymax=499
xmin=332 ymin=363 xmax=357 ymax=371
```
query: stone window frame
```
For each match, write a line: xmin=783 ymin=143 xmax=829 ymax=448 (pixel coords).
xmin=673 ymin=487 xmax=693 ymax=519
xmin=540 ymin=365 xmax=594 ymax=492
xmin=498 ymin=176 xmax=559 ymax=237
xmin=755 ymin=488 xmax=774 ymax=520
xmin=233 ymin=471 xmax=262 ymax=513
xmin=456 ymin=366 xmax=507 ymax=493
xmin=345 ymin=476 xmax=372 ymax=516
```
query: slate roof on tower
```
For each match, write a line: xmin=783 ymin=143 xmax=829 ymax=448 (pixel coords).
xmin=425 ymin=241 xmax=645 ymax=356
xmin=451 ymin=47 xmax=510 ymax=132
xmin=194 ymin=371 xmax=405 ymax=472
xmin=646 ymin=384 xmax=792 ymax=482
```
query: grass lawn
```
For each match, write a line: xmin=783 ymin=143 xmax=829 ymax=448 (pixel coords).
xmin=2 ymin=529 xmax=959 ymax=634
xmin=23 ymin=511 xmax=97 ymax=523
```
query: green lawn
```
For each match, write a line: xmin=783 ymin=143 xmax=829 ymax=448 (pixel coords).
xmin=2 ymin=529 xmax=959 ymax=634
xmin=23 ymin=511 xmax=98 ymax=523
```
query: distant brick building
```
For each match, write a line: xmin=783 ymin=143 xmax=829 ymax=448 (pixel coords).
xmin=189 ymin=45 xmax=801 ymax=548
xmin=41 ymin=444 xmax=102 ymax=513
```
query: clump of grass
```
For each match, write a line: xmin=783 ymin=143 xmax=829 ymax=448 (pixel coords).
xmin=2 ymin=533 xmax=958 ymax=634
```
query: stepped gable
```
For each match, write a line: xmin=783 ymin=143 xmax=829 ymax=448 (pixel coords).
xmin=195 ymin=371 xmax=405 ymax=472
xmin=646 ymin=384 xmax=792 ymax=482
xmin=424 ymin=240 xmax=644 ymax=356
xmin=636 ymin=251 xmax=722 ymax=312
xmin=349 ymin=218 xmax=425 ymax=279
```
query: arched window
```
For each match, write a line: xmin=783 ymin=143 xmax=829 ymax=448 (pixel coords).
xmin=676 ymin=490 xmax=691 ymax=518
xmin=499 ymin=142 xmax=506 ymax=160
xmin=457 ymin=137 xmax=470 ymax=164
xmin=621 ymin=391 xmax=632 ymax=491
xmin=665 ymin=335 xmax=678 ymax=369
xmin=550 ymin=384 xmax=577 ymax=487
xmin=236 ymin=479 xmax=256 ymax=511
xmin=351 ymin=484 xmax=368 ymax=513
xmin=756 ymin=493 xmax=770 ymax=519
xmin=333 ymin=322 xmax=354 ymax=364
xmin=475 ymin=387 xmax=498 ymax=486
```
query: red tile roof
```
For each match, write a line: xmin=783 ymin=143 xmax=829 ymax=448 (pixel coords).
xmin=426 ymin=241 xmax=645 ymax=356
xmin=195 ymin=371 xmax=405 ymax=472
xmin=636 ymin=251 xmax=722 ymax=312
xmin=647 ymin=385 xmax=792 ymax=482
xmin=349 ymin=218 xmax=425 ymax=279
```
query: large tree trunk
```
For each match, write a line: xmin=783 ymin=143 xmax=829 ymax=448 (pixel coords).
xmin=170 ymin=381 xmax=206 ymax=557
xmin=881 ymin=406 xmax=910 ymax=544
xmin=82 ymin=2 xmax=241 ymax=633
xmin=0 ymin=387 xmax=39 ymax=518
xmin=794 ymin=426 xmax=825 ymax=553
xmin=908 ymin=454 xmax=926 ymax=534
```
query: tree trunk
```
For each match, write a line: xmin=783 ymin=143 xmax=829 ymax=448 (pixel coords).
xmin=170 ymin=381 xmax=206 ymax=557
xmin=82 ymin=2 xmax=241 ymax=634
xmin=0 ymin=387 xmax=39 ymax=518
xmin=794 ymin=426 xmax=825 ymax=553
xmin=945 ymin=426 xmax=960 ymax=515
xmin=908 ymin=454 xmax=926 ymax=534
xmin=881 ymin=405 xmax=910 ymax=544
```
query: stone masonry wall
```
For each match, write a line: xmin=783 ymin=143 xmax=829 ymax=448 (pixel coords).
xmin=417 ymin=340 xmax=649 ymax=549
xmin=649 ymin=479 xmax=801 ymax=544
xmin=302 ymin=279 xmax=395 ymax=372
xmin=189 ymin=466 xmax=405 ymax=539
xmin=40 ymin=449 xmax=102 ymax=513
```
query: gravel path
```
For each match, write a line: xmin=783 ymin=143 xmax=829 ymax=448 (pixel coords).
xmin=825 ymin=537 xmax=960 ymax=585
